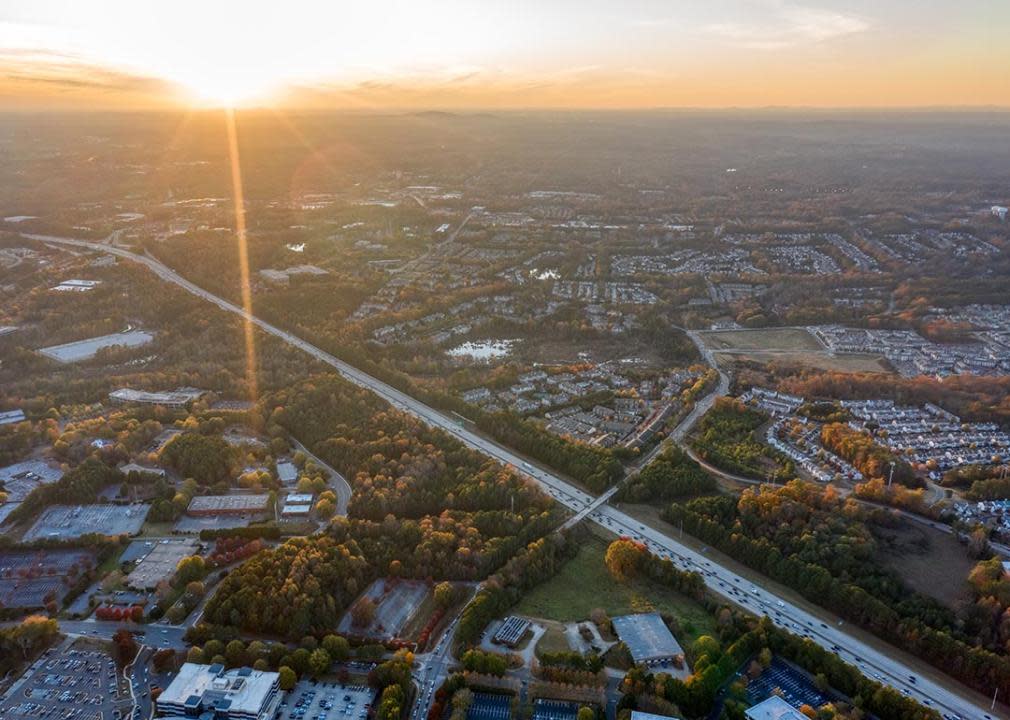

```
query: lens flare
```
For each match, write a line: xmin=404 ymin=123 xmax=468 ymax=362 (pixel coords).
xmin=224 ymin=108 xmax=259 ymax=401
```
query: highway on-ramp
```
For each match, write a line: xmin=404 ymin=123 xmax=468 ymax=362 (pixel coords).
xmin=28 ymin=233 xmax=999 ymax=720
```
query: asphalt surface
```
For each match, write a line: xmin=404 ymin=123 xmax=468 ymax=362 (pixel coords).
xmin=29 ymin=233 xmax=1000 ymax=720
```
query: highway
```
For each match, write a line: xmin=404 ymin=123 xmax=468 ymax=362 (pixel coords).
xmin=28 ymin=233 xmax=999 ymax=720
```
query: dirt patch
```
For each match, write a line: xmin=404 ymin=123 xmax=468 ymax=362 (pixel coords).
xmin=871 ymin=521 xmax=974 ymax=608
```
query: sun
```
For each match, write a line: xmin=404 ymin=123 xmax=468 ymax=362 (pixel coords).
xmin=176 ymin=69 xmax=278 ymax=108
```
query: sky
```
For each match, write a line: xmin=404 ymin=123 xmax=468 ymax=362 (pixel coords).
xmin=0 ymin=0 xmax=1007 ymax=110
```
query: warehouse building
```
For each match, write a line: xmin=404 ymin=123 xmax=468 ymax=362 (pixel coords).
xmin=611 ymin=613 xmax=684 ymax=666
xmin=187 ymin=495 xmax=270 ymax=516
xmin=157 ymin=663 xmax=282 ymax=719
xmin=281 ymin=493 xmax=315 ymax=518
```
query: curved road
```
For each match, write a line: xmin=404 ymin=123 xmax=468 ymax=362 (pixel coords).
xmin=28 ymin=233 xmax=1000 ymax=720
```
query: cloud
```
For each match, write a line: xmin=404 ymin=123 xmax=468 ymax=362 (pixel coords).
xmin=705 ymin=1 xmax=869 ymax=49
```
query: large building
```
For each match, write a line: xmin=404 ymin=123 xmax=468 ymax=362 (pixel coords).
xmin=187 ymin=495 xmax=270 ymax=517
xmin=109 ymin=387 xmax=205 ymax=408
xmin=157 ymin=663 xmax=282 ymax=720
xmin=611 ymin=613 xmax=684 ymax=666
xmin=0 ymin=409 xmax=26 ymax=426
xmin=744 ymin=697 xmax=809 ymax=720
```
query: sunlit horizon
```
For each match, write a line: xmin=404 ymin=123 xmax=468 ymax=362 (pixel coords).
xmin=0 ymin=0 xmax=1008 ymax=110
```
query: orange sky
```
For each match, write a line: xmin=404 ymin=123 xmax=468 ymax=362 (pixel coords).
xmin=0 ymin=0 xmax=1007 ymax=110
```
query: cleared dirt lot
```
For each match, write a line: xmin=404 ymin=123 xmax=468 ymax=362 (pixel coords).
xmin=872 ymin=520 xmax=975 ymax=607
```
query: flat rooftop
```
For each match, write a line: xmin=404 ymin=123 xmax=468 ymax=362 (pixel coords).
xmin=611 ymin=613 xmax=683 ymax=665
xmin=745 ymin=696 xmax=808 ymax=720
xmin=158 ymin=663 xmax=280 ymax=718
xmin=187 ymin=494 xmax=270 ymax=514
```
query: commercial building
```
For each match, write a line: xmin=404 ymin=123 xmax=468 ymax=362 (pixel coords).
xmin=187 ymin=495 xmax=270 ymax=517
xmin=0 ymin=409 xmax=26 ymax=426
xmin=611 ymin=613 xmax=684 ymax=666
xmin=493 ymin=616 xmax=531 ymax=647
xmin=157 ymin=663 xmax=282 ymax=719
xmin=281 ymin=493 xmax=315 ymax=518
xmin=744 ymin=696 xmax=808 ymax=720
xmin=109 ymin=387 xmax=205 ymax=407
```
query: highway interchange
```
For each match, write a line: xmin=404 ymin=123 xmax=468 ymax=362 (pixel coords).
xmin=27 ymin=233 xmax=1001 ymax=720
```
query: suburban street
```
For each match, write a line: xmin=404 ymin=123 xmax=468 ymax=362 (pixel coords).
xmin=28 ymin=233 xmax=1001 ymax=720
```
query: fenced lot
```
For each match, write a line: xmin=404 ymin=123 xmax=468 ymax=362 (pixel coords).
xmin=23 ymin=504 xmax=148 ymax=541
xmin=468 ymin=693 xmax=513 ymax=720
xmin=745 ymin=657 xmax=832 ymax=710
xmin=0 ymin=548 xmax=96 ymax=608
xmin=339 ymin=578 xmax=430 ymax=640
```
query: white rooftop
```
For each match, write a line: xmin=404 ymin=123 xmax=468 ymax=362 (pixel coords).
xmin=158 ymin=663 xmax=280 ymax=718
xmin=745 ymin=696 xmax=809 ymax=720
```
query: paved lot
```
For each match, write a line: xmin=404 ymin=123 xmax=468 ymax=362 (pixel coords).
xmin=531 ymin=699 xmax=580 ymax=720
xmin=339 ymin=579 xmax=429 ymax=640
xmin=745 ymin=657 xmax=832 ymax=710
xmin=125 ymin=538 xmax=198 ymax=589
xmin=468 ymin=692 xmax=513 ymax=720
xmin=0 ymin=640 xmax=131 ymax=720
xmin=0 ymin=548 xmax=97 ymax=608
xmin=24 ymin=504 xmax=148 ymax=541
xmin=279 ymin=681 xmax=376 ymax=720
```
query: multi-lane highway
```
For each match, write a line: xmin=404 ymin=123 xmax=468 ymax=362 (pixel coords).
xmin=28 ymin=233 xmax=1000 ymax=720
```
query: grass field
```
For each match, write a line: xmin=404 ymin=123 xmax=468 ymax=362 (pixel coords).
xmin=715 ymin=351 xmax=889 ymax=374
xmin=514 ymin=539 xmax=716 ymax=646
xmin=698 ymin=327 xmax=823 ymax=352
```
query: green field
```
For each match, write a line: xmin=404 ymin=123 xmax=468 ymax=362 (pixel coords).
xmin=514 ymin=539 xmax=716 ymax=646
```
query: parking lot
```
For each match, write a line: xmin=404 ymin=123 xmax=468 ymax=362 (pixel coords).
xmin=468 ymin=692 xmax=513 ymax=720
xmin=745 ymin=657 xmax=832 ymax=710
xmin=0 ymin=548 xmax=97 ymax=609
xmin=23 ymin=504 xmax=148 ymax=541
xmin=338 ymin=579 xmax=429 ymax=640
xmin=531 ymin=699 xmax=580 ymax=720
xmin=278 ymin=681 xmax=376 ymax=720
xmin=0 ymin=641 xmax=130 ymax=720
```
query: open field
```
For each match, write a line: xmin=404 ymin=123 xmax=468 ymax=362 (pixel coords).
xmin=698 ymin=327 xmax=824 ymax=352
xmin=872 ymin=521 xmax=975 ymax=607
xmin=698 ymin=327 xmax=890 ymax=373
xmin=513 ymin=539 xmax=716 ymax=646
xmin=714 ymin=351 xmax=889 ymax=373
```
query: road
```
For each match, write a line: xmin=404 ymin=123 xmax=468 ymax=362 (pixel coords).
xmin=411 ymin=617 xmax=462 ymax=720
xmin=54 ymin=619 xmax=189 ymax=650
xmin=291 ymin=438 xmax=353 ymax=516
xmin=29 ymin=233 xmax=1000 ymax=720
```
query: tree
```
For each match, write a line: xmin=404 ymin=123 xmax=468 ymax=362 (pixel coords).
xmin=279 ymin=666 xmax=297 ymax=691
xmin=112 ymin=628 xmax=138 ymax=667
xmin=605 ymin=539 xmax=644 ymax=581
xmin=226 ymin=639 xmax=248 ymax=667
xmin=434 ymin=582 xmax=455 ymax=609
xmin=577 ymin=707 xmax=595 ymax=720
xmin=352 ymin=598 xmax=376 ymax=628
xmin=322 ymin=635 xmax=351 ymax=661
xmin=308 ymin=648 xmax=331 ymax=677
xmin=186 ymin=646 xmax=205 ymax=664
xmin=174 ymin=555 xmax=206 ymax=586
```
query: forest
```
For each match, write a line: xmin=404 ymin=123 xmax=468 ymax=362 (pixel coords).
xmin=619 ymin=445 xmax=716 ymax=503
xmin=662 ymin=481 xmax=1010 ymax=701
xmin=201 ymin=372 xmax=560 ymax=638
xmin=691 ymin=398 xmax=790 ymax=480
